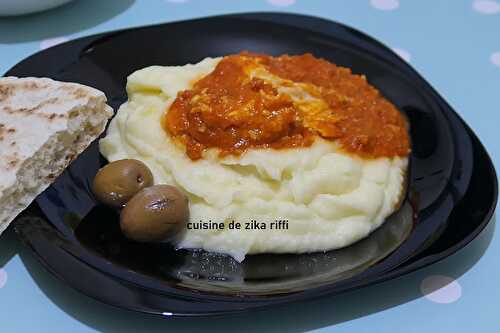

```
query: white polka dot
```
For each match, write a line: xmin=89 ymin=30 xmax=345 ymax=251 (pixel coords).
xmin=421 ymin=275 xmax=462 ymax=304
xmin=490 ymin=52 xmax=500 ymax=67
xmin=392 ymin=48 xmax=411 ymax=62
xmin=473 ymin=0 xmax=500 ymax=14
xmin=40 ymin=37 xmax=69 ymax=50
xmin=0 ymin=269 xmax=7 ymax=289
xmin=267 ymin=0 xmax=296 ymax=7
xmin=370 ymin=0 xmax=399 ymax=11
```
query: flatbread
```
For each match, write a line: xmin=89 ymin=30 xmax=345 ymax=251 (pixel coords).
xmin=0 ymin=77 xmax=113 ymax=234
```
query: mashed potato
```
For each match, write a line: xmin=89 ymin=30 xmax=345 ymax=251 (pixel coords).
xmin=100 ymin=57 xmax=408 ymax=262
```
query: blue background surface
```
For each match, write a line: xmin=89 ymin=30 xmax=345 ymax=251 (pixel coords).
xmin=0 ymin=0 xmax=499 ymax=332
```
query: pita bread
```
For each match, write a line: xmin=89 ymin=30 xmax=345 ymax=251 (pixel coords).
xmin=0 ymin=77 xmax=113 ymax=234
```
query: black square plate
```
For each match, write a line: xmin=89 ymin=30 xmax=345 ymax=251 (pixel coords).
xmin=5 ymin=13 xmax=497 ymax=316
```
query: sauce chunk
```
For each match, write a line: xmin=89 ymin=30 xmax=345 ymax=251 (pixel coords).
xmin=164 ymin=53 xmax=409 ymax=160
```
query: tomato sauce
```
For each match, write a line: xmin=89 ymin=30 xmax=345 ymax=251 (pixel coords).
xmin=164 ymin=52 xmax=410 ymax=160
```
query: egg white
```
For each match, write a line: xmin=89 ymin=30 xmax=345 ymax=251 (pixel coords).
xmin=100 ymin=57 xmax=408 ymax=262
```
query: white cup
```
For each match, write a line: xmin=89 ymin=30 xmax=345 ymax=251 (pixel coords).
xmin=0 ymin=0 xmax=74 ymax=16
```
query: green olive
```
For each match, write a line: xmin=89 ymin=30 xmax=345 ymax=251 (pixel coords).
xmin=120 ymin=185 xmax=189 ymax=242
xmin=92 ymin=159 xmax=154 ymax=208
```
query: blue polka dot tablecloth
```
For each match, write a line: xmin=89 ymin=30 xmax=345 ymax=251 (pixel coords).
xmin=0 ymin=0 xmax=498 ymax=332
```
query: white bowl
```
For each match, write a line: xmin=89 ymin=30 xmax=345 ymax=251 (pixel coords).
xmin=0 ymin=0 xmax=73 ymax=16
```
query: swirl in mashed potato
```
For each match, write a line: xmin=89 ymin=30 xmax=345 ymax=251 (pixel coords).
xmin=100 ymin=55 xmax=409 ymax=261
